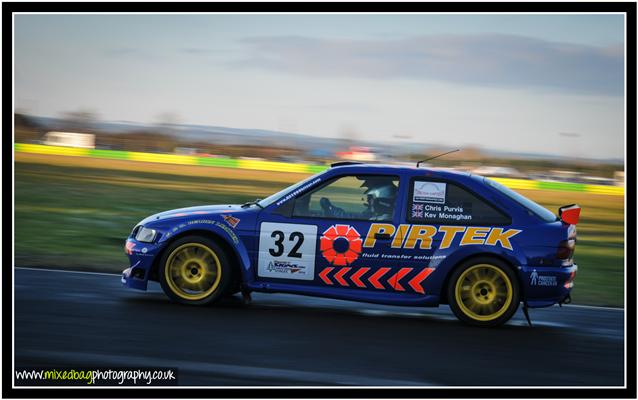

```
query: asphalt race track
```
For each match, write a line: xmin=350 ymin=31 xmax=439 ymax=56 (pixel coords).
xmin=14 ymin=267 xmax=624 ymax=386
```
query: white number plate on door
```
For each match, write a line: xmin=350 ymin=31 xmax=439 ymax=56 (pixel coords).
xmin=258 ymin=222 xmax=317 ymax=280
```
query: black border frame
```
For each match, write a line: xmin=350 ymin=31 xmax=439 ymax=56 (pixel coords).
xmin=3 ymin=2 xmax=636 ymax=398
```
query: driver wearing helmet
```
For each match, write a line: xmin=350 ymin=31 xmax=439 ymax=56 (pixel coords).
xmin=318 ymin=176 xmax=398 ymax=220
xmin=361 ymin=179 xmax=398 ymax=220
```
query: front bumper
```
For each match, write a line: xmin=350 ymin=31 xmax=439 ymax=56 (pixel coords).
xmin=519 ymin=264 xmax=578 ymax=308
xmin=121 ymin=238 xmax=162 ymax=291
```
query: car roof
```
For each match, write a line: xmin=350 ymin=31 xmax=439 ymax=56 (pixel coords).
xmin=328 ymin=162 xmax=473 ymax=180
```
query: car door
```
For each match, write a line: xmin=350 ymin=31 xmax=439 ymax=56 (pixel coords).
xmin=255 ymin=173 xmax=405 ymax=293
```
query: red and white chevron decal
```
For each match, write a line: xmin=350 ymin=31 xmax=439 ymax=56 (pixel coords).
xmin=319 ymin=267 xmax=334 ymax=285
xmin=334 ymin=267 xmax=351 ymax=286
xmin=317 ymin=266 xmax=435 ymax=293
xmin=350 ymin=267 xmax=370 ymax=288
xmin=408 ymin=267 xmax=435 ymax=294
xmin=368 ymin=267 xmax=391 ymax=289
xmin=388 ymin=268 xmax=413 ymax=291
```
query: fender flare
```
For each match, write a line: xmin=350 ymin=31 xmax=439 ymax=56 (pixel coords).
xmin=156 ymin=221 xmax=252 ymax=284
xmin=432 ymin=246 xmax=525 ymax=304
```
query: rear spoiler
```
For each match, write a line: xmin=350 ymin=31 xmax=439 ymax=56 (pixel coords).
xmin=559 ymin=204 xmax=581 ymax=225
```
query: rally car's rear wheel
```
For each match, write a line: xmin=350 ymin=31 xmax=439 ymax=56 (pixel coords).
xmin=159 ymin=235 xmax=232 ymax=305
xmin=448 ymin=258 xmax=520 ymax=327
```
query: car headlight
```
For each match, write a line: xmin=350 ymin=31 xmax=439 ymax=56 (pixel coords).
xmin=135 ymin=226 xmax=157 ymax=243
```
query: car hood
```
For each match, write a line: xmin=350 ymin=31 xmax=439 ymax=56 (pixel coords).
xmin=139 ymin=204 xmax=244 ymax=225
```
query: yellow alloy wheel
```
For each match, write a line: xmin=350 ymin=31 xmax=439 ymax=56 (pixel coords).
xmin=163 ymin=243 xmax=222 ymax=301
xmin=454 ymin=264 xmax=513 ymax=322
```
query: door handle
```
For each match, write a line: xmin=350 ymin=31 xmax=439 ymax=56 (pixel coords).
xmin=374 ymin=233 xmax=392 ymax=240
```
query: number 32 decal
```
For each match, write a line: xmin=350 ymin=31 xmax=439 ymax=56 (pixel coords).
xmin=258 ymin=223 xmax=317 ymax=280
xmin=269 ymin=230 xmax=304 ymax=258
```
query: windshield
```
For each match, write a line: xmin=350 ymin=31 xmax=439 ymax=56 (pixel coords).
xmin=258 ymin=172 xmax=324 ymax=208
xmin=484 ymin=178 xmax=557 ymax=222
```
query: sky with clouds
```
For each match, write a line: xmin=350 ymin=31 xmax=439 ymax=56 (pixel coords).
xmin=14 ymin=13 xmax=625 ymax=159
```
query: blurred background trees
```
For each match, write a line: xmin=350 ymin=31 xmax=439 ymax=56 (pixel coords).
xmin=13 ymin=111 xmax=623 ymax=182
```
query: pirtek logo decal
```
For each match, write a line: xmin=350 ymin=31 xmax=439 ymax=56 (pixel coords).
xmin=319 ymin=267 xmax=435 ymax=293
xmin=320 ymin=225 xmax=362 ymax=266
xmin=363 ymin=223 xmax=521 ymax=251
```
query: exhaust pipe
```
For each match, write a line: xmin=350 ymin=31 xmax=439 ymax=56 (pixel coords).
xmin=559 ymin=294 xmax=572 ymax=305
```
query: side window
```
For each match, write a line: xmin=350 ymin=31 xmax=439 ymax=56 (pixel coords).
xmin=407 ymin=180 xmax=510 ymax=225
xmin=293 ymin=175 xmax=399 ymax=221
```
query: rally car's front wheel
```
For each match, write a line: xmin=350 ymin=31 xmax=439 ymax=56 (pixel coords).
xmin=159 ymin=235 xmax=233 ymax=305
xmin=448 ymin=257 xmax=520 ymax=327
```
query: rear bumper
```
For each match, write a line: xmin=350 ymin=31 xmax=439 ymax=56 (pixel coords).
xmin=519 ymin=264 xmax=578 ymax=308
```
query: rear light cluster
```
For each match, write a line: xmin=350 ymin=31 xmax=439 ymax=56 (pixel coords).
xmin=557 ymin=225 xmax=577 ymax=262
xmin=557 ymin=239 xmax=576 ymax=260
xmin=564 ymin=270 xmax=577 ymax=289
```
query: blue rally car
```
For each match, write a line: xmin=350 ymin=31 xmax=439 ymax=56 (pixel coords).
xmin=122 ymin=162 xmax=580 ymax=327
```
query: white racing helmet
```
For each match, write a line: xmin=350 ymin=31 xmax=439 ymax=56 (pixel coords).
xmin=362 ymin=180 xmax=398 ymax=217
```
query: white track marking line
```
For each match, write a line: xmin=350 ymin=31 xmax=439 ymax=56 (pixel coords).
xmin=562 ymin=304 xmax=624 ymax=311
xmin=14 ymin=266 xmax=121 ymax=277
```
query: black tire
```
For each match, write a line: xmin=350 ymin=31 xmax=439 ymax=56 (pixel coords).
xmin=159 ymin=235 xmax=233 ymax=305
xmin=447 ymin=257 xmax=520 ymax=327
